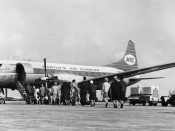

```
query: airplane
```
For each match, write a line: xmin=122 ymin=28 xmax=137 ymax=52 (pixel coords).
xmin=0 ymin=40 xmax=175 ymax=104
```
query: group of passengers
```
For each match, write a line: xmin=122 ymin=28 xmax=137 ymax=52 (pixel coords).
xmin=26 ymin=76 xmax=126 ymax=108
xmin=33 ymin=82 xmax=63 ymax=105
xmin=101 ymin=76 xmax=127 ymax=108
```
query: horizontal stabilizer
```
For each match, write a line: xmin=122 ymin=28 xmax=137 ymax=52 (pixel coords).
xmin=129 ymin=77 xmax=165 ymax=81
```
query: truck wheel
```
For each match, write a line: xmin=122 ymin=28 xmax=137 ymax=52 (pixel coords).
xmin=172 ymin=102 xmax=175 ymax=107
xmin=153 ymin=103 xmax=157 ymax=106
xmin=149 ymin=102 xmax=152 ymax=106
xmin=129 ymin=102 xmax=132 ymax=106
xmin=132 ymin=103 xmax=135 ymax=106
xmin=142 ymin=102 xmax=146 ymax=106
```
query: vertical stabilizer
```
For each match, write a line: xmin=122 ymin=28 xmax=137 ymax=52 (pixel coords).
xmin=106 ymin=40 xmax=138 ymax=71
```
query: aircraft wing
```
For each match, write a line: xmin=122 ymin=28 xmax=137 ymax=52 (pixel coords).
xmin=84 ymin=62 xmax=175 ymax=83
xmin=117 ymin=62 xmax=175 ymax=78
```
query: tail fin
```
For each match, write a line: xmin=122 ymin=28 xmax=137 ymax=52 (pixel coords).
xmin=106 ymin=40 xmax=138 ymax=71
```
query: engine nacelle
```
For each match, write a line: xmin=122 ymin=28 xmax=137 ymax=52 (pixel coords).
xmin=16 ymin=63 xmax=44 ymax=84
xmin=16 ymin=63 xmax=33 ymax=83
xmin=0 ymin=63 xmax=38 ymax=89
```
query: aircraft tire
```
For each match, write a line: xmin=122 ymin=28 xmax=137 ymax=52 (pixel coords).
xmin=149 ymin=102 xmax=152 ymax=106
xmin=132 ymin=103 xmax=135 ymax=106
xmin=153 ymin=103 xmax=157 ymax=106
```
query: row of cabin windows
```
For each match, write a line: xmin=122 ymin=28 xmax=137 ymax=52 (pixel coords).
xmin=33 ymin=69 xmax=111 ymax=77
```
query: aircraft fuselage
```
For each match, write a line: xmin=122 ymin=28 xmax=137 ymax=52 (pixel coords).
xmin=0 ymin=60 xmax=132 ymax=89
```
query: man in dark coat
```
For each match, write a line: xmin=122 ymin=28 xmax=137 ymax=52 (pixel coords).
xmin=79 ymin=77 xmax=89 ymax=106
xmin=88 ymin=80 xmax=97 ymax=107
xmin=110 ymin=76 xmax=125 ymax=108
xmin=61 ymin=82 xmax=71 ymax=105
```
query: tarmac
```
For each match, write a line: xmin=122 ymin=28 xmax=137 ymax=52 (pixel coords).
xmin=0 ymin=101 xmax=175 ymax=131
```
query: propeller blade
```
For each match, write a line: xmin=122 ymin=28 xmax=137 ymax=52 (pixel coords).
xmin=35 ymin=78 xmax=47 ymax=82
xmin=46 ymin=76 xmax=58 ymax=80
xmin=35 ymin=76 xmax=58 ymax=82
xmin=44 ymin=58 xmax=47 ymax=77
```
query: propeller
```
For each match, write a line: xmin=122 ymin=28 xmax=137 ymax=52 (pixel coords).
xmin=44 ymin=58 xmax=47 ymax=77
xmin=35 ymin=58 xmax=58 ymax=82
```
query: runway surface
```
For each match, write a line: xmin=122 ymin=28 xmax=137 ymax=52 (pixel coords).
xmin=0 ymin=102 xmax=175 ymax=131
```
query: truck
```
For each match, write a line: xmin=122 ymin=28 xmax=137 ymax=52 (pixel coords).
xmin=161 ymin=90 xmax=175 ymax=107
xmin=167 ymin=90 xmax=175 ymax=106
xmin=128 ymin=85 xmax=159 ymax=106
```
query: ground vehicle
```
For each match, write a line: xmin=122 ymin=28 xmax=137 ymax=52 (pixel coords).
xmin=128 ymin=85 xmax=159 ymax=106
xmin=167 ymin=90 xmax=175 ymax=106
xmin=161 ymin=90 xmax=175 ymax=107
xmin=0 ymin=96 xmax=5 ymax=104
xmin=96 ymin=90 xmax=103 ymax=101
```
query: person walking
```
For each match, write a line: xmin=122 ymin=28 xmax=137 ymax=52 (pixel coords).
xmin=49 ymin=87 xmax=53 ymax=104
xmin=39 ymin=84 xmax=46 ymax=104
xmin=34 ymin=86 xmax=40 ymax=104
xmin=56 ymin=82 xmax=62 ymax=104
xmin=70 ymin=79 xmax=79 ymax=106
xmin=26 ymin=83 xmax=32 ymax=95
xmin=79 ymin=77 xmax=89 ymax=106
xmin=51 ymin=82 xmax=59 ymax=104
xmin=88 ymin=80 xmax=97 ymax=107
xmin=101 ymin=78 xmax=110 ymax=108
xmin=110 ymin=76 xmax=125 ymax=108
xmin=44 ymin=86 xmax=50 ymax=104
xmin=61 ymin=81 xmax=71 ymax=105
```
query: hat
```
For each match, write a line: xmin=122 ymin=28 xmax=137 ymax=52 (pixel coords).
xmin=90 ymin=80 xmax=93 ymax=84
xmin=104 ymin=77 xmax=108 ymax=82
xmin=114 ymin=76 xmax=118 ymax=79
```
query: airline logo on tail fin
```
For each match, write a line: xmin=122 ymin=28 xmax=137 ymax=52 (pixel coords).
xmin=124 ymin=54 xmax=136 ymax=65
xmin=106 ymin=40 xmax=138 ymax=71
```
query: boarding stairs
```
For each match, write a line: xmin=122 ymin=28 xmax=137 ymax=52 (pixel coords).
xmin=16 ymin=81 xmax=31 ymax=104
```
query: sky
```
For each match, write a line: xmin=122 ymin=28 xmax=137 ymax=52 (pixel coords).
xmin=0 ymin=0 xmax=175 ymax=97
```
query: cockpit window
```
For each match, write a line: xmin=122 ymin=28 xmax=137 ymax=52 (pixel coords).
xmin=0 ymin=64 xmax=2 ymax=67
